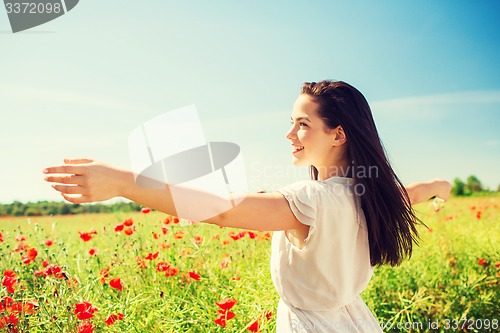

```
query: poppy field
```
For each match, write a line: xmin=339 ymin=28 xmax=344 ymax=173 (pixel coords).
xmin=0 ymin=195 xmax=499 ymax=333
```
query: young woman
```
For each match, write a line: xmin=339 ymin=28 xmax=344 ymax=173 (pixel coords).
xmin=44 ymin=80 xmax=451 ymax=332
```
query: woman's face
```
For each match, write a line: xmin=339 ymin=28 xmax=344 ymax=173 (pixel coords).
xmin=285 ymin=94 xmax=336 ymax=168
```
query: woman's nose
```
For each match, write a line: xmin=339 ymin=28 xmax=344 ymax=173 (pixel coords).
xmin=285 ymin=125 xmax=296 ymax=140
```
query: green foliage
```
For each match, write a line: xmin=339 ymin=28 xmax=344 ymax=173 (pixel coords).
xmin=466 ymin=175 xmax=483 ymax=193
xmin=453 ymin=178 xmax=465 ymax=196
xmin=0 ymin=197 xmax=498 ymax=332
xmin=0 ymin=201 xmax=142 ymax=217
xmin=452 ymin=175 xmax=490 ymax=196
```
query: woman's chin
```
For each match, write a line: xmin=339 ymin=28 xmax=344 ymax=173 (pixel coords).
xmin=291 ymin=158 xmax=308 ymax=167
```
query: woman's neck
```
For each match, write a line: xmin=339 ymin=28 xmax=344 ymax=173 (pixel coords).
xmin=316 ymin=159 xmax=351 ymax=181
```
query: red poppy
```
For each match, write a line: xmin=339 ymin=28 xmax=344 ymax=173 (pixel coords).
xmin=247 ymin=231 xmax=257 ymax=239
xmin=15 ymin=235 xmax=26 ymax=242
xmin=43 ymin=264 xmax=65 ymax=279
xmin=123 ymin=219 xmax=134 ymax=227
xmin=228 ymin=231 xmax=242 ymax=241
xmin=476 ymin=211 xmax=482 ymax=220
xmin=136 ymin=256 xmax=147 ymax=269
xmin=193 ymin=235 xmax=203 ymax=245
xmin=214 ymin=314 xmax=227 ymax=327
xmin=174 ymin=230 xmax=184 ymax=239
xmin=2 ymin=270 xmax=17 ymax=294
xmin=104 ymin=313 xmax=124 ymax=326
xmin=88 ymin=248 xmax=97 ymax=256
xmin=124 ymin=227 xmax=134 ymax=236
xmin=109 ymin=278 xmax=123 ymax=291
xmin=478 ymin=258 xmax=489 ymax=267
xmin=246 ymin=310 xmax=273 ymax=332
xmin=260 ymin=232 xmax=272 ymax=240
xmin=156 ymin=262 xmax=170 ymax=272
xmin=0 ymin=313 xmax=19 ymax=329
xmin=152 ymin=232 xmax=160 ymax=239
xmin=141 ymin=207 xmax=151 ymax=214
xmin=21 ymin=247 xmax=38 ymax=264
xmin=247 ymin=319 xmax=259 ymax=332
xmin=23 ymin=300 xmax=38 ymax=315
xmin=43 ymin=239 xmax=54 ymax=247
xmin=165 ymin=266 xmax=179 ymax=277
xmin=145 ymin=252 xmax=159 ymax=261
xmin=161 ymin=225 xmax=169 ymax=235
xmin=216 ymin=297 xmax=237 ymax=311
xmin=163 ymin=216 xmax=172 ymax=225
xmin=74 ymin=301 xmax=98 ymax=320
xmin=264 ymin=311 xmax=273 ymax=320
xmin=0 ymin=232 xmax=3 ymax=242
xmin=220 ymin=258 xmax=230 ymax=270
xmin=100 ymin=268 xmax=110 ymax=284
xmin=78 ymin=231 xmax=94 ymax=242
xmin=188 ymin=271 xmax=201 ymax=281
xmin=114 ymin=223 xmax=124 ymax=232
xmin=214 ymin=309 xmax=236 ymax=327
xmin=77 ymin=321 xmax=94 ymax=333
xmin=159 ymin=242 xmax=171 ymax=251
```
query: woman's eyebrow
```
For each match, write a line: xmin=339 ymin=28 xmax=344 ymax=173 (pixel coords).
xmin=291 ymin=116 xmax=312 ymax=122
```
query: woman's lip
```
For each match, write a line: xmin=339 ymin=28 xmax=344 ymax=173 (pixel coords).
xmin=292 ymin=147 xmax=304 ymax=154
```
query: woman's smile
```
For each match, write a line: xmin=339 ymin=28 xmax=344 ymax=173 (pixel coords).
xmin=292 ymin=145 xmax=304 ymax=154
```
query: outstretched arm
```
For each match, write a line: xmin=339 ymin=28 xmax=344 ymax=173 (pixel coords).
xmin=43 ymin=158 xmax=302 ymax=232
xmin=405 ymin=178 xmax=452 ymax=205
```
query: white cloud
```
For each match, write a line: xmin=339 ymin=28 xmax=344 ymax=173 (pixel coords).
xmin=370 ymin=90 xmax=500 ymax=121
xmin=486 ymin=140 xmax=499 ymax=146
xmin=0 ymin=82 xmax=154 ymax=113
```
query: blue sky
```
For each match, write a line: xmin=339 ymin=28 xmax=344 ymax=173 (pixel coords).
xmin=0 ymin=1 xmax=499 ymax=203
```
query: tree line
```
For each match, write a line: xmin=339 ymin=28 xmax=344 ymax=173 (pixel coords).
xmin=0 ymin=175 xmax=497 ymax=216
xmin=0 ymin=201 xmax=142 ymax=217
xmin=452 ymin=175 xmax=499 ymax=196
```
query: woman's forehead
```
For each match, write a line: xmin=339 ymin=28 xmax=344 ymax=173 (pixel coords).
xmin=292 ymin=94 xmax=319 ymax=118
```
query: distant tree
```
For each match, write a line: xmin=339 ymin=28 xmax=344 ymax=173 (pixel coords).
xmin=497 ymin=184 xmax=500 ymax=192
xmin=466 ymin=175 xmax=483 ymax=193
xmin=453 ymin=178 xmax=466 ymax=196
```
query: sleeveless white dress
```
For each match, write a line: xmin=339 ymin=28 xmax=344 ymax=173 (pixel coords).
xmin=271 ymin=177 xmax=383 ymax=332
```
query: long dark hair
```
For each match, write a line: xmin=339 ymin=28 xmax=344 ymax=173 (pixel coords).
xmin=301 ymin=80 xmax=420 ymax=266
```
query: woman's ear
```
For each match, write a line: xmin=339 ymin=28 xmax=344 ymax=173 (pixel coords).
xmin=332 ymin=126 xmax=347 ymax=146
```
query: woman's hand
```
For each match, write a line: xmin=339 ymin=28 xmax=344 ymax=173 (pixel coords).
xmin=405 ymin=178 xmax=452 ymax=205
xmin=432 ymin=178 xmax=452 ymax=201
xmin=43 ymin=158 xmax=132 ymax=204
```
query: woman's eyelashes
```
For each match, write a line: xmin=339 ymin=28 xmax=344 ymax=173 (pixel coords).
xmin=289 ymin=120 xmax=309 ymax=128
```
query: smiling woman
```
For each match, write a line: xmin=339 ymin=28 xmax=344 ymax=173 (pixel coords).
xmin=43 ymin=80 xmax=451 ymax=332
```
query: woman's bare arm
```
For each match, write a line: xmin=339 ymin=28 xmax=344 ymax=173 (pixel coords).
xmin=43 ymin=158 xmax=302 ymax=231
xmin=405 ymin=178 xmax=452 ymax=205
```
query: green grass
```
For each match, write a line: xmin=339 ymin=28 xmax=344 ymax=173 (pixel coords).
xmin=0 ymin=196 xmax=498 ymax=332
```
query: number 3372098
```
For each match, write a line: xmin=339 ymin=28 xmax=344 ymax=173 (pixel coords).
xmin=5 ymin=2 xmax=62 ymax=14
xmin=443 ymin=318 xmax=498 ymax=330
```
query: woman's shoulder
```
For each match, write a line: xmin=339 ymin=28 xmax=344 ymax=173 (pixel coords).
xmin=279 ymin=177 xmax=354 ymax=193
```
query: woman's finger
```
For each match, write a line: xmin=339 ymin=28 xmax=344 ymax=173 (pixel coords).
xmin=61 ymin=193 xmax=91 ymax=204
xmin=64 ymin=158 xmax=94 ymax=164
xmin=52 ymin=184 xmax=88 ymax=195
xmin=44 ymin=175 xmax=85 ymax=186
xmin=43 ymin=165 xmax=86 ymax=175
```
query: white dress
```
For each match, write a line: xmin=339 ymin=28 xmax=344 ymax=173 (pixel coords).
xmin=271 ymin=177 xmax=383 ymax=332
